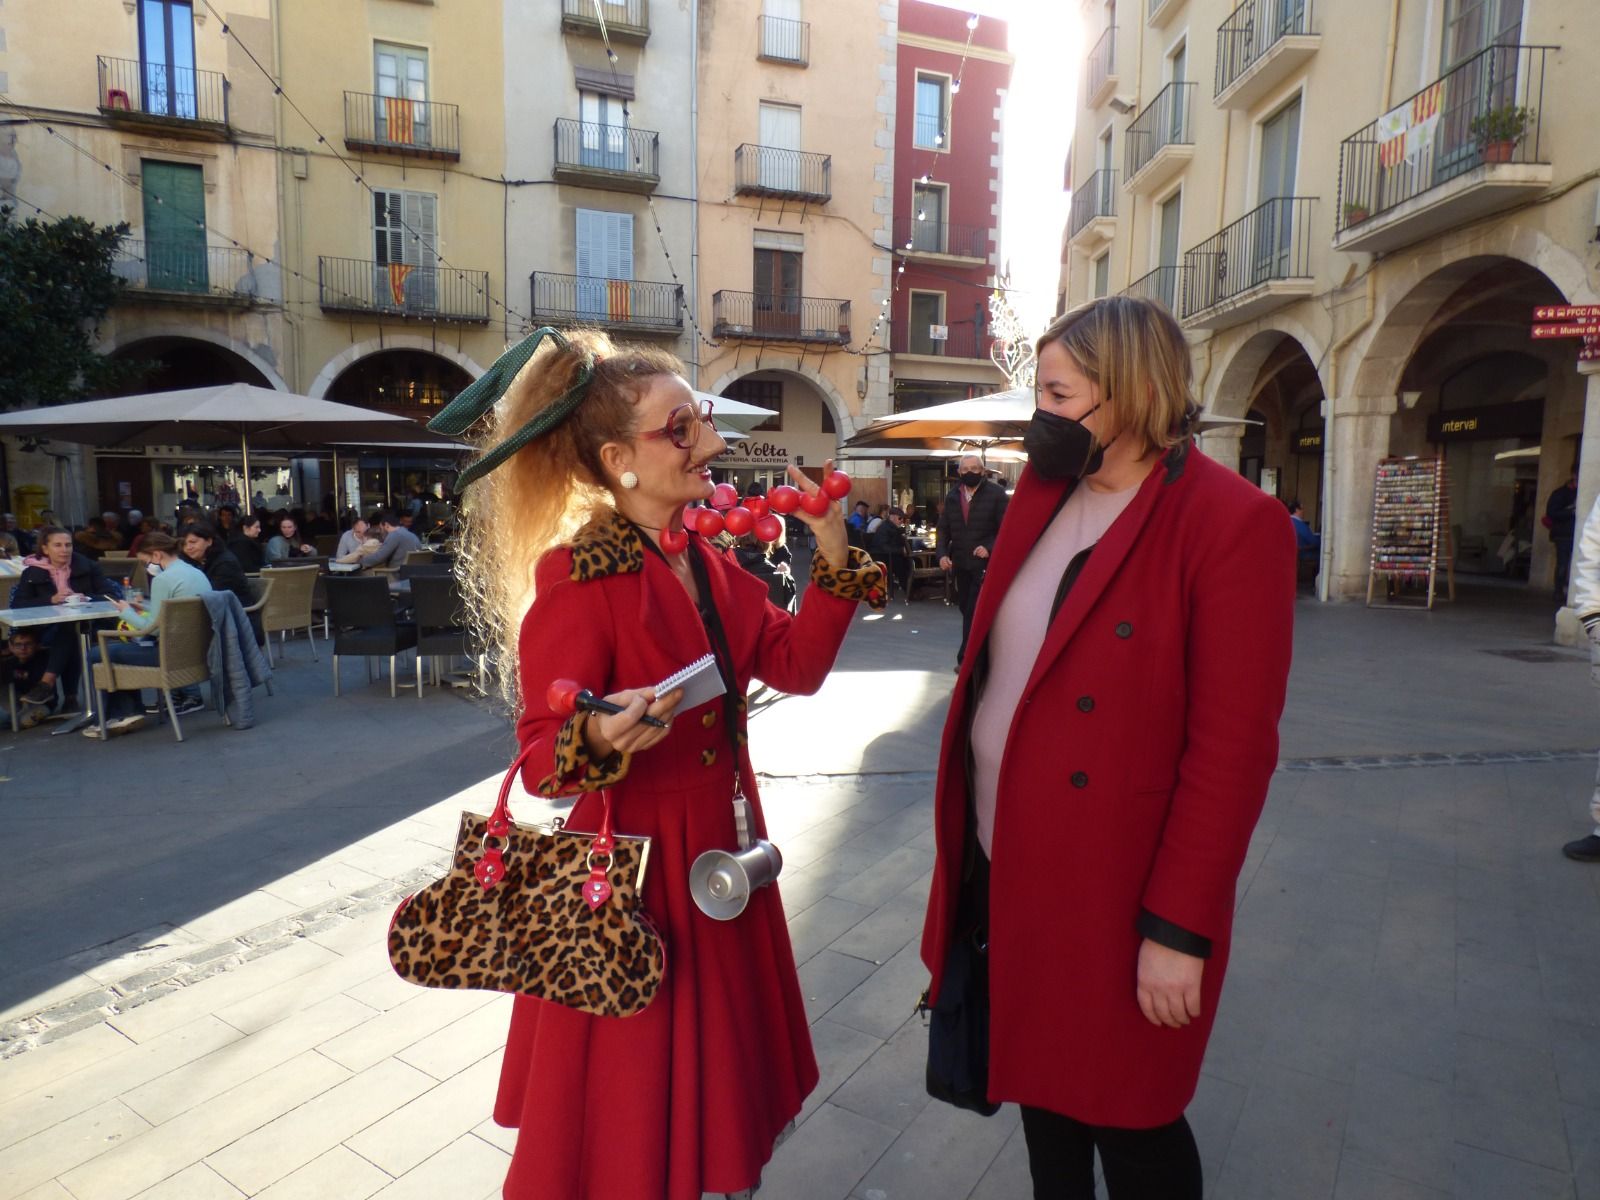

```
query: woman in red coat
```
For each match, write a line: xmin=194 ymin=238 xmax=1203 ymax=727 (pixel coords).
xmin=919 ymin=297 xmax=1295 ymax=1198
xmin=433 ymin=328 xmax=883 ymax=1199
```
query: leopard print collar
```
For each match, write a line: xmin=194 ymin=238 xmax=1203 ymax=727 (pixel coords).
xmin=568 ymin=508 xmax=646 ymax=582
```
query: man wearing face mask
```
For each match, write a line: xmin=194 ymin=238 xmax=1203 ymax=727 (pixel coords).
xmin=937 ymin=455 xmax=1009 ymax=666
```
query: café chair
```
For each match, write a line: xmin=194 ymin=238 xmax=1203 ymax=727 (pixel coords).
xmin=92 ymin=597 xmax=216 ymax=743
xmin=409 ymin=573 xmax=469 ymax=696
xmin=260 ymin=565 xmax=320 ymax=663
xmin=324 ymin=575 xmax=418 ymax=698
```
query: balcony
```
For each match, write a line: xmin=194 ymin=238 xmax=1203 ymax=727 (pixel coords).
xmin=892 ymin=217 xmax=991 ymax=265
xmin=1068 ymin=169 xmax=1118 ymax=249
xmin=343 ymin=92 xmax=461 ymax=162
xmin=1215 ymin=0 xmax=1319 ymax=109
xmin=1122 ymin=265 xmax=1185 ymax=315
xmin=1125 ymin=81 xmax=1195 ymax=194
xmin=758 ymin=15 xmax=809 ymax=65
xmin=560 ymin=0 xmax=649 ymax=46
xmin=733 ymin=144 xmax=832 ymax=204
xmin=318 ymin=257 xmax=490 ymax=324
xmin=1148 ymin=0 xmax=1183 ymax=28
xmin=1086 ymin=27 xmax=1118 ymax=109
xmin=1181 ymin=197 xmax=1316 ymax=329
xmin=891 ymin=321 xmax=992 ymax=362
xmin=712 ymin=291 xmax=850 ymax=344
xmin=530 ymin=272 xmax=682 ymax=336
xmin=1334 ymin=44 xmax=1553 ymax=254
xmin=96 ymin=56 xmax=228 ymax=138
xmin=552 ymin=119 xmax=660 ymax=193
xmin=113 ymin=240 xmax=260 ymax=307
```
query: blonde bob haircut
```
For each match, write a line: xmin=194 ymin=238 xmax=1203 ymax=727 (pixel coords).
xmin=1034 ymin=296 xmax=1198 ymax=457
xmin=454 ymin=328 xmax=684 ymax=710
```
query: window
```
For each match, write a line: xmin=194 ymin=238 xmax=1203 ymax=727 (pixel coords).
xmin=761 ymin=0 xmax=805 ymax=62
xmin=579 ymin=90 xmax=630 ymax=170
xmin=575 ymin=208 xmax=634 ymax=319
xmin=914 ymin=74 xmax=949 ymax=150
xmin=725 ymin=377 xmax=784 ymax=432
xmin=1156 ymin=190 xmax=1181 ymax=311
xmin=1442 ymin=0 xmax=1522 ymax=71
xmin=142 ymin=159 xmax=206 ymax=292
xmin=1093 ymin=252 xmax=1110 ymax=298
xmin=374 ymin=43 xmax=429 ymax=147
xmin=757 ymin=102 xmax=803 ymax=191
xmin=1256 ymin=98 xmax=1300 ymax=280
xmin=909 ymin=291 xmax=946 ymax=355
xmin=912 ymin=182 xmax=947 ymax=252
xmin=139 ymin=0 xmax=196 ymax=119
xmin=753 ymin=244 xmax=802 ymax=335
xmin=373 ymin=188 xmax=437 ymax=310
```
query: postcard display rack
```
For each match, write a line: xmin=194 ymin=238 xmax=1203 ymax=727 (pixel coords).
xmin=1366 ymin=455 xmax=1456 ymax=609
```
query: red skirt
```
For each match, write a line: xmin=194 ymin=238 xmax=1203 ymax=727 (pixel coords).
xmin=494 ymin=776 xmax=817 ymax=1199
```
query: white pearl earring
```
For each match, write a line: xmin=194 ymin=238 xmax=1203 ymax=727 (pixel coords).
xmin=619 ymin=471 xmax=639 ymax=490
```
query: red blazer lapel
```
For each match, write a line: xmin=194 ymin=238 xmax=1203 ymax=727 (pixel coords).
xmin=961 ymin=467 xmax=1068 ymax=674
xmin=634 ymin=537 xmax=714 ymax=682
xmin=1020 ymin=461 xmax=1172 ymax=701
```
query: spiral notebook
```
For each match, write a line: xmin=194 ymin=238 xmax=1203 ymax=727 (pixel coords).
xmin=654 ymin=653 xmax=725 ymax=711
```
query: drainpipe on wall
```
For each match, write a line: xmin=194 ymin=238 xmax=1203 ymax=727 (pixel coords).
xmin=270 ymin=0 xmax=300 ymax=392
xmin=1319 ymin=270 xmax=1378 ymax=602
xmin=1381 ymin=0 xmax=1401 ymax=109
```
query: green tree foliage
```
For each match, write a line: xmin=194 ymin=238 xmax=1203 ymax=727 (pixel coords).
xmin=0 ymin=206 xmax=141 ymax=411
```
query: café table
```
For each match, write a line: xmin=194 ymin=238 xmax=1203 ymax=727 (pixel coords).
xmin=0 ymin=600 xmax=123 ymax=735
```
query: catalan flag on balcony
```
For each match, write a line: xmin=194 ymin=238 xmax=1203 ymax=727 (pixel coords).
xmin=388 ymin=262 xmax=413 ymax=305
xmin=1377 ymin=80 xmax=1445 ymax=169
xmin=607 ymin=279 xmax=632 ymax=322
xmin=383 ymin=96 xmax=415 ymax=144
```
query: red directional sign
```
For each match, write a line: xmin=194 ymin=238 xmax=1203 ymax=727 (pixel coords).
xmin=1582 ymin=345 xmax=1600 ymax=363
xmin=1532 ymin=322 xmax=1600 ymax=339
xmin=1534 ymin=305 xmax=1600 ymax=321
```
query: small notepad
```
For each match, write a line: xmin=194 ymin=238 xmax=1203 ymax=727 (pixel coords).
xmin=654 ymin=653 xmax=726 ymax=711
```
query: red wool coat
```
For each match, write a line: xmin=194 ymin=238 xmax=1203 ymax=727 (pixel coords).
xmin=919 ymin=445 xmax=1296 ymax=1128
xmin=494 ymin=511 xmax=877 ymax=1200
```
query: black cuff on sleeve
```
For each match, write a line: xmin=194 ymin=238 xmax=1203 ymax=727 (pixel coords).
xmin=1137 ymin=908 xmax=1213 ymax=960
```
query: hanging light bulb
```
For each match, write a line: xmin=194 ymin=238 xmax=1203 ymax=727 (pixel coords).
xmin=916 ymin=209 xmax=926 ymax=221
xmin=904 ymin=241 xmax=914 ymax=250
xmin=935 ymin=134 xmax=944 ymax=146
xmin=951 ymin=80 xmax=961 ymax=94
xmin=967 ymin=13 xmax=979 ymax=29
xmin=920 ymin=173 xmax=932 ymax=184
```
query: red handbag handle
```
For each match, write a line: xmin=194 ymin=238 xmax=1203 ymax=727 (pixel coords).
xmin=476 ymin=738 xmax=617 ymax=902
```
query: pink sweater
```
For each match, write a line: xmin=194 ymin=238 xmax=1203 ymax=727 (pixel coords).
xmin=970 ymin=480 xmax=1140 ymax=856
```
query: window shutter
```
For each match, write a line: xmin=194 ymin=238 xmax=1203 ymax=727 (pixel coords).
xmin=608 ymin=212 xmax=634 ymax=281
xmin=400 ymin=191 xmax=437 ymax=265
xmin=576 ymin=208 xmax=601 ymax=278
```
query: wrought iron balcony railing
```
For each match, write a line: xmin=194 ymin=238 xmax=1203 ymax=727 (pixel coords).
xmin=97 ymin=55 xmax=228 ymax=130
xmin=343 ymin=91 xmax=461 ymax=160
xmin=552 ymin=119 xmax=660 ymax=190
xmin=1216 ymin=0 xmax=1315 ymax=98
xmin=712 ymin=290 xmax=850 ymax=344
xmin=113 ymin=240 xmax=259 ymax=304
xmin=561 ymin=0 xmax=649 ymax=44
xmin=733 ymin=144 xmax=831 ymax=203
xmin=318 ymin=256 xmax=490 ymax=324
xmin=1069 ymin=170 xmax=1118 ymax=237
xmin=913 ymin=112 xmax=946 ymax=149
xmin=892 ymin=217 xmax=991 ymax=260
xmin=1335 ymin=43 xmax=1550 ymax=235
xmin=758 ymin=15 xmax=809 ymax=64
xmin=1122 ymin=265 xmax=1185 ymax=314
xmin=1087 ymin=26 xmax=1117 ymax=102
xmin=1181 ymin=196 xmax=1316 ymax=317
xmin=530 ymin=272 xmax=683 ymax=333
xmin=1126 ymin=81 xmax=1196 ymax=182
xmin=892 ymin=320 xmax=990 ymax=360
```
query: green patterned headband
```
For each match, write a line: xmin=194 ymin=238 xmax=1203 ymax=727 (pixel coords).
xmin=427 ymin=327 xmax=596 ymax=490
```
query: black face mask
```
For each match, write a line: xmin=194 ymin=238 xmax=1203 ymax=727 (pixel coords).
xmin=1023 ymin=406 xmax=1114 ymax=481
xmin=959 ymin=472 xmax=985 ymax=489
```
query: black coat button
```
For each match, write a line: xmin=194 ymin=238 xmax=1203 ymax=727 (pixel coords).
xmin=1115 ymin=622 xmax=1133 ymax=639
xmin=1071 ymin=771 xmax=1089 ymax=788
xmin=1077 ymin=696 xmax=1095 ymax=713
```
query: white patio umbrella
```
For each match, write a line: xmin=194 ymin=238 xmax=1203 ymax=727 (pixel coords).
xmin=0 ymin=384 xmax=422 ymax=512
xmin=693 ymin=391 xmax=779 ymax=436
xmin=841 ymin=387 xmax=1035 ymax=452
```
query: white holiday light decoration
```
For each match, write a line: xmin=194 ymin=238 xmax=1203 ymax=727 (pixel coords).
xmin=987 ymin=279 xmax=1037 ymax=389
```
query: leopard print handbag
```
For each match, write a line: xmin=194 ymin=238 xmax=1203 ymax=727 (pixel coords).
xmin=387 ymin=743 xmax=665 ymax=1018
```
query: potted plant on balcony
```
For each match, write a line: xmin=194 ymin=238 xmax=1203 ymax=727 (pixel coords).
xmin=1469 ymin=105 xmax=1534 ymax=164
xmin=1343 ymin=200 xmax=1372 ymax=227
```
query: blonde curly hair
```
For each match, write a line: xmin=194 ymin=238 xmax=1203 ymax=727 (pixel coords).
xmin=454 ymin=329 xmax=685 ymax=711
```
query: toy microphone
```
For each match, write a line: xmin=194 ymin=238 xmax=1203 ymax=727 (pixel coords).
xmin=547 ymin=679 xmax=669 ymax=728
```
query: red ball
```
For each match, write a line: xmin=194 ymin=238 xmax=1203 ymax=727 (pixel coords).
xmin=768 ymin=485 xmax=802 ymax=515
xmin=754 ymin=514 xmax=783 ymax=543
xmin=546 ymin=678 xmax=581 ymax=716
xmin=745 ymin=495 xmax=770 ymax=518
xmin=695 ymin=508 xmax=725 ymax=537
xmin=711 ymin=483 xmax=740 ymax=511
xmin=723 ymin=506 xmax=755 ymax=536
xmin=800 ymin=491 xmax=830 ymax=517
xmin=821 ymin=471 xmax=852 ymax=500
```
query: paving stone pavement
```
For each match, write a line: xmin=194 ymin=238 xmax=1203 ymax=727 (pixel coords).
xmin=3 ymin=582 xmax=1600 ymax=1198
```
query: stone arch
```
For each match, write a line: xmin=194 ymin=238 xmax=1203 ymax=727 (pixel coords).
xmin=99 ymin=324 xmax=289 ymax=391
xmin=1205 ymin=319 xmax=1330 ymax=420
xmin=307 ymin=335 xmax=487 ymax=400
xmin=706 ymin=358 xmax=853 ymax=438
xmin=1347 ymin=226 xmax=1592 ymax=401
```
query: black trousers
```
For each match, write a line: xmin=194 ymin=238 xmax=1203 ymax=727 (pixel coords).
xmin=953 ymin=565 xmax=985 ymax=663
xmin=1020 ymin=1106 xmax=1202 ymax=1200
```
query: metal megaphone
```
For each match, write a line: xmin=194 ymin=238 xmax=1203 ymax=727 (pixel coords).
xmin=690 ymin=795 xmax=784 ymax=920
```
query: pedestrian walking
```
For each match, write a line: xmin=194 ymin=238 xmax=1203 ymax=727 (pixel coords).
xmin=433 ymin=327 xmax=884 ymax=1200
xmin=1547 ymin=468 xmax=1579 ymax=598
xmin=920 ymin=296 xmax=1296 ymax=1199
xmin=1564 ymin=491 xmax=1600 ymax=862
xmin=937 ymin=454 xmax=1008 ymax=665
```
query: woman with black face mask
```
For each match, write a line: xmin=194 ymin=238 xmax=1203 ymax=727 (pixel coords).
xmin=919 ymin=296 xmax=1296 ymax=1200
